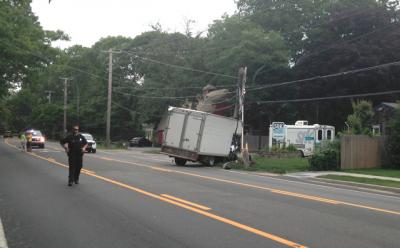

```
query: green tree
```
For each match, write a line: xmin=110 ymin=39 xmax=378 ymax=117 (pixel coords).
xmin=345 ymin=100 xmax=375 ymax=135
xmin=385 ymin=104 xmax=400 ymax=168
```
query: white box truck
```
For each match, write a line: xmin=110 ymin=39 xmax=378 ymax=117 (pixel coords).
xmin=269 ymin=120 xmax=335 ymax=156
xmin=161 ymin=107 xmax=242 ymax=166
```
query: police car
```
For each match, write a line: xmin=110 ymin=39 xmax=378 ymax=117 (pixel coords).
xmin=81 ymin=133 xmax=97 ymax=153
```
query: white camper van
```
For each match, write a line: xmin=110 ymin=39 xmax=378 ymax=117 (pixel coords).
xmin=269 ymin=120 xmax=335 ymax=156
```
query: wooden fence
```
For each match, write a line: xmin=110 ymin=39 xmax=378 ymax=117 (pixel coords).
xmin=244 ymin=135 xmax=269 ymax=152
xmin=340 ymin=135 xmax=384 ymax=169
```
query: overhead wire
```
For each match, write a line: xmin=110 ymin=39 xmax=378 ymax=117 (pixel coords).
xmin=3 ymin=7 xmax=399 ymax=103
xmin=246 ymin=59 xmax=400 ymax=91
xmin=255 ymin=89 xmax=400 ymax=104
xmin=112 ymin=90 xmax=198 ymax=99
xmin=121 ymin=50 xmax=238 ymax=79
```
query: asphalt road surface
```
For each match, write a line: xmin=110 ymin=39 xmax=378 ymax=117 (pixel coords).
xmin=0 ymin=138 xmax=399 ymax=248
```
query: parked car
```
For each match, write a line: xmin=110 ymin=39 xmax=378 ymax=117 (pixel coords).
xmin=129 ymin=137 xmax=152 ymax=147
xmin=81 ymin=133 xmax=97 ymax=153
xmin=3 ymin=131 xmax=12 ymax=138
xmin=26 ymin=129 xmax=45 ymax=148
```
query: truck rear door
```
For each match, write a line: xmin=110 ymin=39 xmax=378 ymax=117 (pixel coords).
xmin=164 ymin=111 xmax=186 ymax=148
xmin=181 ymin=113 xmax=203 ymax=151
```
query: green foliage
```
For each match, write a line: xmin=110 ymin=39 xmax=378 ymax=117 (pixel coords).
xmin=270 ymin=144 xmax=298 ymax=153
xmin=1 ymin=0 xmax=400 ymax=144
xmin=385 ymin=106 xmax=400 ymax=168
xmin=309 ymin=140 xmax=341 ymax=171
xmin=345 ymin=100 xmax=375 ymax=135
xmin=232 ymin=157 xmax=309 ymax=174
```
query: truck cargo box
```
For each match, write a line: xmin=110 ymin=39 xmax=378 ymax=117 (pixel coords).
xmin=161 ymin=107 xmax=242 ymax=166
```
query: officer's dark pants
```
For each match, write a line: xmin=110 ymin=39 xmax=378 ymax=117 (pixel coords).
xmin=68 ymin=153 xmax=83 ymax=183
xmin=26 ymin=141 xmax=32 ymax=152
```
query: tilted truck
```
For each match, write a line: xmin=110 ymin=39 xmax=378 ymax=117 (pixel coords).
xmin=161 ymin=107 xmax=242 ymax=166
xmin=269 ymin=120 xmax=335 ymax=156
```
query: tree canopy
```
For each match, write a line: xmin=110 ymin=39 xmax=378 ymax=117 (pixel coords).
xmin=1 ymin=0 xmax=400 ymax=142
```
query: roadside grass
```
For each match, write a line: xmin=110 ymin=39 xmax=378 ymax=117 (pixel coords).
xmin=231 ymin=156 xmax=310 ymax=174
xmin=318 ymin=175 xmax=400 ymax=188
xmin=97 ymin=143 xmax=126 ymax=150
xmin=143 ymin=149 xmax=161 ymax=154
xmin=342 ymin=168 xmax=400 ymax=179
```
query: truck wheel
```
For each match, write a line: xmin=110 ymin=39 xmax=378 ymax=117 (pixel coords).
xmin=174 ymin=157 xmax=187 ymax=166
xmin=201 ymin=156 xmax=215 ymax=166
xmin=208 ymin=157 xmax=215 ymax=166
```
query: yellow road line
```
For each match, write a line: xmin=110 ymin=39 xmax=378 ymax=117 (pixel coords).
xmin=4 ymin=139 xmax=307 ymax=248
xmin=87 ymin=152 xmax=400 ymax=216
xmin=161 ymin=194 xmax=212 ymax=211
xmin=270 ymin=190 xmax=341 ymax=205
xmin=6 ymin=139 xmax=400 ymax=216
xmin=100 ymin=156 xmax=114 ymax=161
xmin=47 ymin=157 xmax=56 ymax=163
xmin=150 ymin=166 xmax=173 ymax=172
xmin=82 ymin=169 xmax=96 ymax=174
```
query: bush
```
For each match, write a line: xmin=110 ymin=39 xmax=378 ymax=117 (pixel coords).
xmin=309 ymin=140 xmax=340 ymax=171
xmin=385 ymin=106 xmax=400 ymax=168
xmin=270 ymin=144 xmax=298 ymax=153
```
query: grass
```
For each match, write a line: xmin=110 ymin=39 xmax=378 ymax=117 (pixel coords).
xmin=143 ymin=149 xmax=161 ymax=154
xmin=96 ymin=143 xmax=126 ymax=150
xmin=318 ymin=175 xmax=400 ymax=188
xmin=231 ymin=156 xmax=310 ymax=174
xmin=342 ymin=168 xmax=400 ymax=179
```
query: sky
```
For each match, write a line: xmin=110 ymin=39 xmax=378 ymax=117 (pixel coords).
xmin=31 ymin=0 xmax=237 ymax=48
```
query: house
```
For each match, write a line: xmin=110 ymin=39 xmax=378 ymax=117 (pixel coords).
xmin=374 ymin=102 xmax=399 ymax=135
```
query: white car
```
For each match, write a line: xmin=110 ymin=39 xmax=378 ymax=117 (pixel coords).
xmin=81 ymin=133 xmax=97 ymax=153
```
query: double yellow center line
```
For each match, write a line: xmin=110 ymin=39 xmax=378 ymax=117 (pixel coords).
xmin=90 ymin=155 xmax=400 ymax=216
xmin=5 ymin=140 xmax=307 ymax=248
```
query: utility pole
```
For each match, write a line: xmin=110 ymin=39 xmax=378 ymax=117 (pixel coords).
xmin=60 ymin=77 xmax=72 ymax=134
xmin=238 ymin=66 xmax=250 ymax=167
xmin=106 ymin=49 xmax=113 ymax=148
xmin=238 ymin=66 xmax=247 ymax=150
xmin=45 ymin=90 xmax=54 ymax=103
xmin=76 ymin=85 xmax=80 ymax=124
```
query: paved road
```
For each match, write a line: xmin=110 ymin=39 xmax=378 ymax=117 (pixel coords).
xmin=0 ymin=138 xmax=399 ymax=248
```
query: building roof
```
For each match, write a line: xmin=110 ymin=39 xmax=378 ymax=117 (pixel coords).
xmin=375 ymin=102 xmax=399 ymax=111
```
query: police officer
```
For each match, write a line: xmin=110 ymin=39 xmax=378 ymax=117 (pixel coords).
xmin=60 ymin=125 xmax=88 ymax=186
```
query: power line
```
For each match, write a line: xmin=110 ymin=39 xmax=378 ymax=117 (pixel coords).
xmin=247 ymin=59 xmax=400 ymax=91
xmin=121 ymin=50 xmax=238 ymax=79
xmin=0 ymin=41 xmax=107 ymax=81
xmin=113 ymin=90 xmax=198 ymax=100
xmin=113 ymin=83 xmax=238 ymax=91
xmin=297 ymin=22 xmax=400 ymax=63
xmin=255 ymin=89 xmax=400 ymax=104
xmin=121 ymin=6 xmax=379 ymax=56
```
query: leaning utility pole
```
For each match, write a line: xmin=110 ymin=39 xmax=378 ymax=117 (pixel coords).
xmin=238 ymin=66 xmax=250 ymax=167
xmin=60 ymin=77 xmax=72 ymax=134
xmin=106 ymin=49 xmax=113 ymax=148
xmin=238 ymin=66 xmax=247 ymax=150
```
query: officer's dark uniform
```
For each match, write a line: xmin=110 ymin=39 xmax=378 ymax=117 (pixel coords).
xmin=60 ymin=133 xmax=87 ymax=185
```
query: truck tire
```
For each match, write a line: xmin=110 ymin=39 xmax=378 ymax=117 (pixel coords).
xmin=174 ymin=157 xmax=187 ymax=166
xmin=201 ymin=156 xmax=215 ymax=166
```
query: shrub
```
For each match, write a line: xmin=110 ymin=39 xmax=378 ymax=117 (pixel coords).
xmin=385 ymin=106 xmax=400 ymax=168
xmin=345 ymin=100 xmax=374 ymax=135
xmin=309 ymin=140 xmax=340 ymax=171
xmin=286 ymin=144 xmax=298 ymax=152
xmin=270 ymin=144 xmax=298 ymax=153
